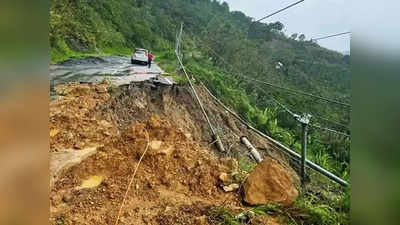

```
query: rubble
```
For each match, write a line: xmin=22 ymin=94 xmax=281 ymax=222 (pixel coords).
xmin=49 ymin=83 xmax=294 ymax=225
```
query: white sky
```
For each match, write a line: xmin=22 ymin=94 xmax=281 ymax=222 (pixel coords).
xmin=224 ymin=0 xmax=351 ymax=53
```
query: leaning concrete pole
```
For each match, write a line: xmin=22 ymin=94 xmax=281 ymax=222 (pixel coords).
xmin=240 ymin=136 xmax=263 ymax=163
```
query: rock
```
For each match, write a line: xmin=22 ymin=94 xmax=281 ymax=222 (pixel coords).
xmin=194 ymin=215 xmax=208 ymax=225
xmin=77 ymin=175 xmax=104 ymax=190
xmin=223 ymin=183 xmax=239 ymax=192
xmin=218 ymin=173 xmax=231 ymax=185
xmin=149 ymin=140 xmax=162 ymax=150
xmin=148 ymin=115 xmax=162 ymax=128
xmin=184 ymin=133 xmax=192 ymax=140
xmin=62 ymin=193 xmax=73 ymax=203
xmin=50 ymin=147 xmax=99 ymax=187
xmin=95 ymin=85 xmax=108 ymax=93
xmin=50 ymin=129 xmax=59 ymax=137
xmin=148 ymin=140 xmax=174 ymax=156
xmin=243 ymin=158 xmax=298 ymax=206
xmin=158 ymin=146 xmax=174 ymax=156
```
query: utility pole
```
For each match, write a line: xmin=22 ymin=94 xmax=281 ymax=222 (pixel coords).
xmin=175 ymin=23 xmax=184 ymax=73
xmin=295 ymin=113 xmax=311 ymax=186
xmin=175 ymin=23 xmax=225 ymax=153
xmin=177 ymin=22 xmax=183 ymax=57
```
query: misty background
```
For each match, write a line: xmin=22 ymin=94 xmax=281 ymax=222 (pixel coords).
xmin=225 ymin=0 xmax=350 ymax=54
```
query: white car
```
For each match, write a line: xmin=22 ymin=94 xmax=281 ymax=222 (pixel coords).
xmin=131 ymin=48 xmax=149 ymax=65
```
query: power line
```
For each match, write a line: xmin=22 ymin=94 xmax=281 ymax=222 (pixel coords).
xmin=255 ymin=0 xmax=305 ymax=23
xmin=200 ymin=81 xmax=348 ymax=186
xmin=268 ymin=95 xmax=297 ymax=117
xmin=246 ymin=76 xmax=351 ymax=107
xmin=312 ymin=114 xmax=349 ymax=130
xmin=187 ymin=32 xmax=351 ymax=108
xmin=310 ymin=124 xmax=350 ymax=138
xmin=182 ymin=25 xmax=349 ymax=186
xmin=190 ymin=7 xmax=351 ymax=108
xmin=267 ymin=89 xmax=350 ymax=130
xmin=311 ymin=32 xmax=351 ymax=41
xmin=263 ymin=91 xmax=351 ymax=138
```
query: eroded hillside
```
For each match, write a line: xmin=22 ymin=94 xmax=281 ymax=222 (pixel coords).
xmin=50 ymin=82 xmax=302 ymax=225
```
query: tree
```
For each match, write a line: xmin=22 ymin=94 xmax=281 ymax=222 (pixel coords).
xmin=269 ymin=21 xmax=284 ymax=31
xmin=221 ymin=1 xmax=229 ymax=12
xmin=299 ymin=34 xmax=306 ymax=41
xmin=291 ymin=33 xmax=298 ymax=40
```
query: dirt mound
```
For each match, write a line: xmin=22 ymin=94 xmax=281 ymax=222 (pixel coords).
xmin=50 ymin=114 xmax=244 ymax=224
xmin=49 ymin=82 xmax=297 ymax=224
xmin=50 ymin=82 xmax=119 ymax=151
xmin=243 ymin=158 xmax=298 ymax=206
xmin=102 ymin=84 xmax=289 ymax=163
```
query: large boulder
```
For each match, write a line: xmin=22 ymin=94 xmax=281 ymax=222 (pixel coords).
xmin=243 ymin=158 xmax=298 ymax=206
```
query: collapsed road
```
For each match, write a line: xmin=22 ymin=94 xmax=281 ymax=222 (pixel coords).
xmin=50 ymin=55 xmax=174 ymax=97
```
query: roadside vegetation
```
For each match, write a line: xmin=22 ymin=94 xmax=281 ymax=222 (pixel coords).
xmin=50 ymin=0 xmax=350 ymax=224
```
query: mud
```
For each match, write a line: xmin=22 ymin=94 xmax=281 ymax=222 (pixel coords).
xmin=49 ymin=82 xmax=295 ymax=224
xmin=101 ymin=83 xmax=290 ymax=162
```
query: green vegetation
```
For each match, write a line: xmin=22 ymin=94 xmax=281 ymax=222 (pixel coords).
xmin=52 ymin=0 xmax=350 ymax=179
xmin=50 ymin=0 xmax=350 ymax=222
xmin=238 ymin=156 xmax=257 ymax=173
xmin=210 ymin=190 xmax=350 ymax=225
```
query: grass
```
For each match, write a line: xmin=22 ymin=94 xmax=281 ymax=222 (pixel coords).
xmin=154 ymin=49 xmax=189 ymax=85
xmin=238 ymin=156 xmax=257 ymax=173
xmin=209 ymin=207 xmax=241 ymax=225
xmin=208 ymin=188 xmax=349 ymax=225
xmin=50 ymin=40 xmax=132 ymax=64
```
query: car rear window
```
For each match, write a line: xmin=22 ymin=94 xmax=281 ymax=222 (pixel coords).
xmin=136 ymin=50 xmax=146 ymax=54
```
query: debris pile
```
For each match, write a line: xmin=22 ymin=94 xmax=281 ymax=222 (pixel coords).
xmin=49 ymin=83 xmax=299 ymax=224
xmin=50 ymin=82 xmax=118 ymax=151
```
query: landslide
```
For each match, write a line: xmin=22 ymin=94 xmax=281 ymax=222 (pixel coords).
xmin=101 ymin=83 xmax=287 ymax=161
xmin=50 ymin=82 xmax=295 ymax=225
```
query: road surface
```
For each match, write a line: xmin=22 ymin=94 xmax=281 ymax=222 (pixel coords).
xmin=50 ymin=55 xmax=174 ymax=92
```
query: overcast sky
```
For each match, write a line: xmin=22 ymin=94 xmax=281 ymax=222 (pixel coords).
xmin=224 ymin=0 xmax=350 ymax=53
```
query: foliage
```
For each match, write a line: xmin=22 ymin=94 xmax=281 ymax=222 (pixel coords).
xmin=50 ymin=0 xmax=350 ymax=180
xmin=237 ymin=156 xmax=257 ymax=173
xmin=209 ymin=207 xmax=240 ymax=225
xmin=51 ymin=1 xmax=350 ymax=222
xmin=209 ymin=190 xmax=350 ymax=225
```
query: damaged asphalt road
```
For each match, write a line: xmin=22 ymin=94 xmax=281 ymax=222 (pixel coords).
xmin=50 ymin=55 xmax=174 ymax=96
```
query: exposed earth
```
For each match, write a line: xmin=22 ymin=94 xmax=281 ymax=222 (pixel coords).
xmin=49 ymin=81 xmax=299 ymax=225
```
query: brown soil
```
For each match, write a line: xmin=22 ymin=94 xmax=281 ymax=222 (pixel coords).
xmin=101 ymin=83 xmax=289 ymax=163
xmin=50 ymin=82 xmax=119 ymax=151
xmin=49 ymin=82 xmax=294 ymax=225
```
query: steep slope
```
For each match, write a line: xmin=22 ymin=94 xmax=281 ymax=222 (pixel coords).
xmin=49 ymin=82 xmax=297 ymax=225
xmin=50 ymin=81 xmax=349 ymax=225
xmin=50 ymin=0 xmax=350 ymax=209
xmin=50 ymin=0 xmax=350 ymax=102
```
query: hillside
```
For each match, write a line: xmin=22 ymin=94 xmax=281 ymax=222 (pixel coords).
xmin=50 ymin=0 xmax=350 ymax=102
xmin=50 ymin=82 xmax=349 ymax=225
xmin=50 ymin=0 xmax=350 ymax=182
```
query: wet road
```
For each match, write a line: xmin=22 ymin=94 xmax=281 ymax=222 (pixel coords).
xmin=50 ymin=55 xmax=174 ymax=89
